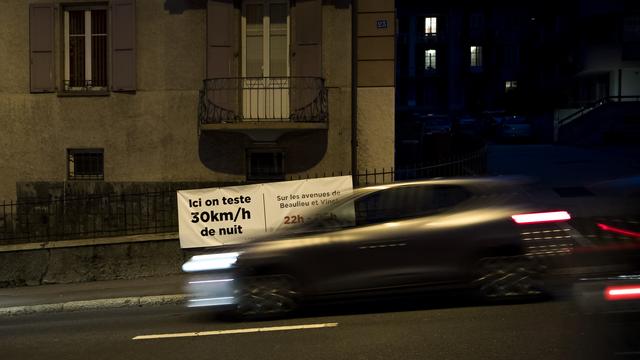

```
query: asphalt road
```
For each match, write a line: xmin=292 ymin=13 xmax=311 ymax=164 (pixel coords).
xmin=2 ymin=297 xmax=636 ymax=360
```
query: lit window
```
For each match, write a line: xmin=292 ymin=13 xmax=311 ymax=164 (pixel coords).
xmin=68 ymin=149 xmax=104 ymax=180
xmin=470 ymin=46 xmax=483 ymax=68
xmin=505 ymin=80 xmax=518 ymax=92
xmin=425 ymin=49 xmax=436 ymax=70
xmin=425 ymin=17 xmax=437 ymax=36
xmin=64 ymin=7 xmax=108 ymax=92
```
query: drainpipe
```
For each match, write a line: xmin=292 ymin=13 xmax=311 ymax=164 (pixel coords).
xmin=618 ymin=68 xmax=622 ymax=101
xmin=351 ymin=0 xmax=358 ymax=186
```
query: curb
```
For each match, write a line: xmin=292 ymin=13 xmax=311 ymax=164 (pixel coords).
xmin=0 ymin=294 xmax=187 ymax=317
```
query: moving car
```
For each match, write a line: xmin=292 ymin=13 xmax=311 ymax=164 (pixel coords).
xmin=183 ymin=177 xmax=579 ymax=318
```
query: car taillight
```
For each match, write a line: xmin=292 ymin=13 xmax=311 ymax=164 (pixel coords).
xmin=605 ymin=285 xmax=640 ymax=301
xmin=597 ymin=223 xmax=640 ymax=238
xmin=511 ymin=211 xmax=571 ymax=224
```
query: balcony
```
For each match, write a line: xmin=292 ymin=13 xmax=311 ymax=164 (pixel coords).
xmin=198 ymin=77 xmax=328 ymax=141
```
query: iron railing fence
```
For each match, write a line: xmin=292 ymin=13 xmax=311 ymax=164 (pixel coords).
xmin=291 ymin=146 xmax=488 ymax=186
xmin=1 ymin=147 xmax=486 ymax=244
xmin=199 ymin=77 xmax=328 ymax=124
xmin=0 ymin=191 xmax=178 ymax=245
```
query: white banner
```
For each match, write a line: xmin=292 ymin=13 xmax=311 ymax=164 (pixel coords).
xmin=177 ymin=176 xmax=353 ymax=248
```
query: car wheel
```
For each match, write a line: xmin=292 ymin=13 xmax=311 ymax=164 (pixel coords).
xmin=475 ymin=256 xmax=546 ymax=301
xmin=235 ymin=275 xmax=299 ymax=319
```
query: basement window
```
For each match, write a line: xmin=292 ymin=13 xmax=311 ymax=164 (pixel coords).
xmin=247 ymin=149 xmax=284 ymax=181
xmin=68 ymin=148 xmax=104 ymax=180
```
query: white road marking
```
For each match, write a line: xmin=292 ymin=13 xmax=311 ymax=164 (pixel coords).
xmin=132 ymin=322 xmax=339 ymax=340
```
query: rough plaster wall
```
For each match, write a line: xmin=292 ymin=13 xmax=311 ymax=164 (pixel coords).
xmin=357 ymin=87 xmax=395 ymax=171
xmin=0 ymin=240 xmax=186 ymax=287
xmin=0 ymin=1 xmax=245 ymax=201
xmin=0 ymin=1 xmax=355 ymax=200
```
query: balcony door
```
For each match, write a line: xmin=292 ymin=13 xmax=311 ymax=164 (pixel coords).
xmin=242 ymin=0 xmax=290 ymax=120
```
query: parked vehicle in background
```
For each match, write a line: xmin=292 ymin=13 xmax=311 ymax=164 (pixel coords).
xmin=419 ymin=114 xmax=452 ymax=136
xmin=455 ymin=114 xmax=482 ymax=136
xmin=182 ymin=177 xmax=581 ymax=319
xmin=499 ymin=115 xmax=531 ymax=140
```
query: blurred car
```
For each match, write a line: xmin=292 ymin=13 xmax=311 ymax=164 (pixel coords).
xmin=182 ymin=177 xmax=581 ymax=318
xmin=499 ymin=115 xmax=531 ymax=139
xmin=568 ymin=176 xmax=640 ymax=314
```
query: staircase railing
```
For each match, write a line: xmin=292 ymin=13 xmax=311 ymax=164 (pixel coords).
xmin=554 ymin=95 xmax=640 ymax=141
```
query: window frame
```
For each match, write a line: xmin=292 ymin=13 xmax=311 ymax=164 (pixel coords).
xmin=424 ymin=49 xmax=437 ymax=71
xmin=424 ymin=16 xmax=437 ymax=37
xmin=241 ymin=0 xmax=290 ymax=78
xmin=67 ymin=148 xmax=105 ymax=181
xmin=62 ymin=4 xmax=109 ymax=94
xmin=470 ymin=45 xmax=483 ymax=70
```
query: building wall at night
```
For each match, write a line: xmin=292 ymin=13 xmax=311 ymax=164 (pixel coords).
xmin=395 ymin=1 xmax=578 ymax=116
xmin=395 ymin=0 xmax=640 ymax=151
xmin=0 ymin=0 xmax=396 ymax=201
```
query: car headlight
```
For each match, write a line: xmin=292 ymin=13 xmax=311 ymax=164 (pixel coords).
xmin=181 ymin=252 xmax=241 ymax=272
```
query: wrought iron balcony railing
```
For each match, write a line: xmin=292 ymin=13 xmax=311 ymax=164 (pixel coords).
xmin=198 ymin=77 xmax=328 ymax=124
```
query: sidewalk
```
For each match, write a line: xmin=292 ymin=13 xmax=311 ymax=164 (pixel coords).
xmin=0 ymin=274 xmax=188 ymax=316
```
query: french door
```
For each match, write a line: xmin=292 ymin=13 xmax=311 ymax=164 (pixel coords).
xmin=242 ymin=0 xmax=290 ymax=120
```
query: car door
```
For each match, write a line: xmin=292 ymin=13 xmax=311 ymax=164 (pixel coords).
xmin=349 ymin=185 xmax=473 ymax=289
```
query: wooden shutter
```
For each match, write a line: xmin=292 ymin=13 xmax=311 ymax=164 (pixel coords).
xmin=111 ymin=0 xmax=136 ymax=91
xmin=206 ymin=0 xmax=237 ymax=118
xmin=292 ymin=0 xmax=321 ymax=78
xmin=207 ymin=0 xmax=235 ymax=78
xmin=29 ymin=4 xmax=55 ymax=93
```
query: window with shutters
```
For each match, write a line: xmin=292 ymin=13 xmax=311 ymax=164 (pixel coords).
xmin=64 ymin=6 xmax=109 ymax=92
xmin=29 ymin=1 xmax=136 ymax=94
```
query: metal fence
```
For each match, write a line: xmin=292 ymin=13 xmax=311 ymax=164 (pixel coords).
xmin=0 ymin=147 xmax=486 ymax=244
xmin=0 ymin=191 xmax=178 ymax=245
xmin=290 ymin=145 xmax=487 ymax=186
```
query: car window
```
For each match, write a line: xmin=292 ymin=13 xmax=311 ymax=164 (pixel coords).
xmin=354 ymin=185 xmax=470 ymax=226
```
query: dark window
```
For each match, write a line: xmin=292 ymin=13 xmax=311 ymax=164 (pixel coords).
xmin=68 ymin=149 xmax=104 ymax=180
xmin=469 ymin=13 xmax=484 ymax=31
xmin=247 ymin=150 xmax=284 ymax=181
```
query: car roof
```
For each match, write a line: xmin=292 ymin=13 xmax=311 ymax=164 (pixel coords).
xmin=356 ymin=176 xmax=531 ymax=194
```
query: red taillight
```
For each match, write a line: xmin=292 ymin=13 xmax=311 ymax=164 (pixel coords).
xmin=511 ymin=211 xmax=571 ymax=224
xmin=597 ymin=223 xmax=640 ymax=238
xmin=605 ymin=285 xmax=640 ymax=301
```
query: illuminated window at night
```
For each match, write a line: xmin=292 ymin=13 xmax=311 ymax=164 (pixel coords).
xmin=470 ymin=46 xmax=482 ymax=68
xmin=425 ymin=17 xmax=437 ymax=36
xmin=505 ymin=80 xmax=518 ymax=92
xmin=425 ymin=49 xmax=436 ymax=70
